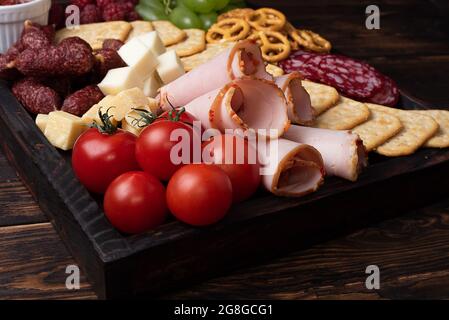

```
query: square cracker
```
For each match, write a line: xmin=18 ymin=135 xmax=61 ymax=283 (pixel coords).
xmin=301 ymin=81 xmax=340 ymax=115
xmin=181 ymin=42 xmax=235 ymax=71
xmin=352 ymin=109 xmax=403 ymax=152
xmin=127 ymin=21 xmax=154 ymax=40
xmin=152 ymin=20 xmax=186 ymax=46
xmin=55 ymin=21 xmax=132 ymax=50
xmin=367 ymin=104 xmax=439 ymax=156
xmin=411 ymin=110 xmax=449 ymax=148
xmin=167 ymin=29 xmax=206 ymax=57
xmin=314 ymin=97 xmax=370 ymax=130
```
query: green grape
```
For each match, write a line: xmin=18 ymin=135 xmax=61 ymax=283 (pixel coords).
xmin=136 ymin=3 xmax=169 ymax=21
xmin=184 ymin=0 xmax=217 ymax=14
xmin=139 ymin=0 xmax=165 ymax=11
xmin=199 ymin=11 xmax=218 ymax=30
xmin=214 ymin=0 xmax=229 ymax=10
xmin=169 ymin=5 xmax=203 ymax=29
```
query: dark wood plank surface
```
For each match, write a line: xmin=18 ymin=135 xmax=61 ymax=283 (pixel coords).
xmin=167 ymin=199 xmax=449 ymax=300
xmin=0 ymin=154 xmax=46 ymax=227
xmin=0 ymin=0 xmax=448 ymax=299
xmin=0 ymin=223 xmax=95 ymax=300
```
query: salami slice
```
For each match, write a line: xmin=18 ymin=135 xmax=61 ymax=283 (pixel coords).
xmin=367 ymin=75 xmax=399 ymax=107
xmin=316 ymin=54 xmax=383 ymax=99
xmin=280 ymin=50 xmax=321 ymax=72
xmin=281 ymin=53 xmax=325 ymax=83
xmin=280 ymin=50 xmax=399 ymax=106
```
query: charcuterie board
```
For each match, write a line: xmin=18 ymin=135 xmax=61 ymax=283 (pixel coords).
xmin=1 ymin=79 xmax=449 ymax=298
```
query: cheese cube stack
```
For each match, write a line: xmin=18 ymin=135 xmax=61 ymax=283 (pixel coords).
xmin=143 ymin=71 xmax=162 ymax=97
xmin=118 ymin=37 xmax=158 ymax=76
xmin=156 ymin=50 xmax=185 ymax=84
xmin=43 ymin=111 xmax=87 ymax=151
xmin=98 ymin=67 xmax=145 ymax=96
xmin=98 ymin=31 xmax=185 ymax=99
xmin=136 ymin=32 xmax=166 ymax=56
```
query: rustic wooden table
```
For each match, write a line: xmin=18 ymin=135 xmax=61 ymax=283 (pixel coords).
xmin=1 ymin=0 xmax=449 ymax=299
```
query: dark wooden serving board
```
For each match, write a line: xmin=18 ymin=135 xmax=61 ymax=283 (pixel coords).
xmin=1 ymin=79 xmax=449 ymax=299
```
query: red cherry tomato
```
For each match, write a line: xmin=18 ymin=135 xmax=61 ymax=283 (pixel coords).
xmin=136 ymin=119 xmax=200 ymax=181
xmin=72 ymin=128 xmax=140 ymax=194
xmin=166 ymin=164 xmax=233 ymax=226
xmin=104 ymin=171 xmax=167 ymax=234
xmin=202 ymin=134 xmax=261 ymax=203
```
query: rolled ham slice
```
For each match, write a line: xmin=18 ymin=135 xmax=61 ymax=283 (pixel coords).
xmin=255 ymin=138 xmax=324 ymax=197
xmin=184 ymin=78 xmax=290 ymax=139
xmin=275 ymin=72 xmax=315 ymax=125
xmin=160 ymin=40 xmax=271 ymax=109
xmin=283 ymin=125 xmax=367 ymax=181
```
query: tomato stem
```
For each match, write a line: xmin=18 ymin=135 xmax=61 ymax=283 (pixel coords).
xmin=165 ymin=97 xmax=187 ymax=122
xmin=167 ymin=106 xmax=186 ymax=122
xmin=130 ymin=99 xmax=190 ymax=130
xmin=131 ymin=108 xmax=158 ymax=128
xmin=90 ymin=107 xmax=118 ymax=135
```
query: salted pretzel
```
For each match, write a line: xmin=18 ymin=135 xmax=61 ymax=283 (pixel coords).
xmin=281 ymin=23 xmax=300 ymax=51
xmin=293 ymin=29 xmax=332 ymax=53
xmin=283 ymin=22 xmax=300 ymax=48
xmin=206 ymin=18 xmax=251 ymax=43
xmin=246 ymin=8 xmax=286 ymax=32
xmin=217 ymin=8 xmax=255 ymax=21
xmin=248 ymin=30 xmax=291 ymax=63
xmin=288 ymin=36 xmax=299 ymax=51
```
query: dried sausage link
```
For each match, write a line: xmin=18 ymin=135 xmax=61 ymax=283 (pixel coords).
xmin=12 ymin=77 xmax=61 ymax=114
xmin=15 ymin=37 xmax=95 ymax=77
xmin=62 ymin=85 xmax=104 ymax=116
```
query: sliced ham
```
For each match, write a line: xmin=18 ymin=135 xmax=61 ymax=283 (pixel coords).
xmin=275 ymin=72 xmax=315 ymax=125
xmin=255 ymin=138 xmax=324 ymax=197
xmin=283 ymin=125 xmax=367 ymax=181
xmin=160 ymin=40 xmax=271 ymax=109
xmin=184 ymin=78 xmax=290 ymax=139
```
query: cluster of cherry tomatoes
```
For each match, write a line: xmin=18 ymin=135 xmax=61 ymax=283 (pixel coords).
xmin=71 ymin=108 xmax=261 ymax=234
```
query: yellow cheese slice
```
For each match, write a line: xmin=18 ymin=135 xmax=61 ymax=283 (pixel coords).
xmin=44 ymin=111 xmax=87 ymax=151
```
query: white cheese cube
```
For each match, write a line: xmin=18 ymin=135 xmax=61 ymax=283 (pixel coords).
xmin=82 ymin=95 xmax=118 ymax=126
xmin=118 ymin=37 xmax=158 ymax=76
xmin=108 ymin=87 xmax=152 ymax=121
xmin=136 ymin=31 xmax=166 ymax=56
xmin=98 ymin=67 xmax=144 ymax=96
xmin=44 ymin=111 xmax=87 ymax=151
xmin=143 ymin=71 xmax=162 ymax=98
xmin=156 ymin=50 xmax=185 ymax=84
xmin=35 ymin=114 xmax=49 ymax=133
